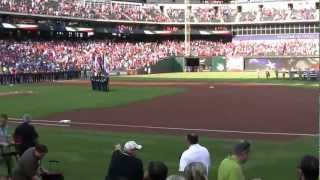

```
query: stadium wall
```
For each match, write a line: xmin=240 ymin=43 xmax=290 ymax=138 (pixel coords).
xmin=244 ymin=57 xmax=320 ymax=71
xmin=145 ymin=56 xmax=319 ymax=74
xmin=210 ymin=56 xmax=319 ymax=72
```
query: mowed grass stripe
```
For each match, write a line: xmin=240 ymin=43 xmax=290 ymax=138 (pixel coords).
xmin=0 ymin=84 xmax=185 ymax=118
xmin=111 ymin=72 xmax=319 ymax=88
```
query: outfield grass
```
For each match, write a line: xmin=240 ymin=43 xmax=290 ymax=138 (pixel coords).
xmin=112 ymin=72 xmax=319 ymax=88
xmin=1 ymin=127 xmax=317 ymax=180
xmin=0 ymin=84 xmax=184 ymax=118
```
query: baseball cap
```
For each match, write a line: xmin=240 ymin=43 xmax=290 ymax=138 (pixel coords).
xmin=124 ymin=141 xmax=142 ymax=151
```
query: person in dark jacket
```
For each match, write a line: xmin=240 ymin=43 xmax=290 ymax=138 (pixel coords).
xmin=13 ymin=114 xmax=39 ymax=156
xmin=106 ymin=141 xmax=144 ymax=180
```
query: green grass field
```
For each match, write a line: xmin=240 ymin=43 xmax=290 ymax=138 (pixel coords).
xmin=112 ymin=72 xmax=319 ymax=88
xmin=0 ymin=84 xmax=184 ymax=118
xmin=0 ymin=75 xmax=318 ymax=180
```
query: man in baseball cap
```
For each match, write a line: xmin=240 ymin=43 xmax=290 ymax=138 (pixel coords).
xmin=105 ymin=140 xmax=143 ymax=180
xmin=123 ymin=141 xmax=142 ymax=153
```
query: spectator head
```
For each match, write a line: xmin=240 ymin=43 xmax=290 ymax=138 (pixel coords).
xmin=233 ymin=140 xmax=251 ymax=164
xmin=166 ymin=175 xmax=186 ymax=180
xmin=146 ymin=161 xmax=168 ymax=180
xmin=186 ymin=133 xmax=198 ymax=145
xmin=123 ymin=140 xmax=142 ymax=156
xmin=183 ymin=162 xmax=207 ymax=180
xmin=22 ymin=114 xmax=31 ymax=123
xmin=298 ymin=155 xmax=319 ymax=180
xmin=0 ymin=114 xmax=8 ymax=127
xmin=34 ymin=144 xmax=48 ymax=159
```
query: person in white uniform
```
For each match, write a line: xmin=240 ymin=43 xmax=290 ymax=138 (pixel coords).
xmin=178 ymin=133 xmax=211 ymax=175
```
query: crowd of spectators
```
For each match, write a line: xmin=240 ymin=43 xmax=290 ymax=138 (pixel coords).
xmin=193 ymin=6 xmax=239 ymax=23
xmin=0 ymin=39 xmax=180 ymax=73
xmin=0 ymin=39 xmax=318 ymax=73
xmin=166 ymin=8 xmax=185 ymax=22
xmin=232 ymin=39 xmax=319 ymax=57
xmin=0 ymin=0 xmax=168 ymax=22
xmin=241 ymin=7 xmax=318 ymax=22
xmin=193 ymin=6 xmax=318 ymax=23
xmin=95 ymin=133 xmax=320 ymax=180
xmin=0 ymin=0 xmax=318 ymax=23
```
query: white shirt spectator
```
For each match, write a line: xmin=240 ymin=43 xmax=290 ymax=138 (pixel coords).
xmin=179 ymin=143 xmax=211 ymax=174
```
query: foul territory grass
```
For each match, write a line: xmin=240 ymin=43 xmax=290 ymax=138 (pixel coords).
xmin=0 ymin=84 xmax=184 ymax=118
xmin=112 ymin=72 xmax=319 ymax=88
xmin=1 ymin=127 xmax=317 ymax=180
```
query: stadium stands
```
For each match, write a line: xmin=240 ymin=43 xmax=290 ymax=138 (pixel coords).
xmin=0 ymin=0 xmax=318 ymax=23
xmin=0 ymin=39 xmax=318 ymax=73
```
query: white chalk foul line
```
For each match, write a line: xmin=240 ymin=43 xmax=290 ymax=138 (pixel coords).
xmin=9 ymin=118 xmax=318 ymax=137
xmin=9 ymin=120 xmax=70 ymax=127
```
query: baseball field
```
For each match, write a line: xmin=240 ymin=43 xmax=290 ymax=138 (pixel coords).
xmin=0 ymin=72 xmax=318 ymax=180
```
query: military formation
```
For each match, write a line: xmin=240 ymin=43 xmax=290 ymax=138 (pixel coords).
xmin=91 ymin=75 xmax=110 ymax=92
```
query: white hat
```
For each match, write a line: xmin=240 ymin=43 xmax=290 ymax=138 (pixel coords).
xmin=124 ymin=141 xmax=142 ymax=151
